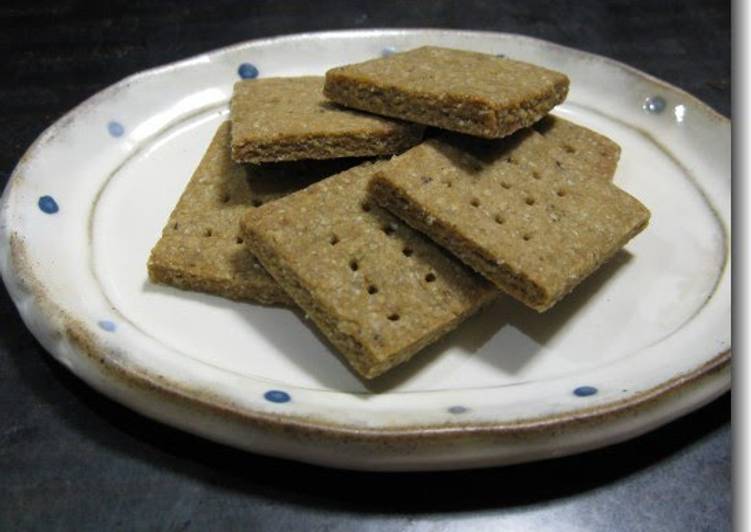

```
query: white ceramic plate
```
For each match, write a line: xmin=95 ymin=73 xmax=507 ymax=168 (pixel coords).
xmin=0 ymin=30 xmax=730 ymax=471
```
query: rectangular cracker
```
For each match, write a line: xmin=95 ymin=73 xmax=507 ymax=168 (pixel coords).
xmin=369 ymin=124 xmax=650 ymax=312
xmin=230 ymin=76 xmax=424 ymax=163
xmin=240 ymin=161 xmax=497 ymax=379
xmin=148 ymin=121 xmax=359 ymax=305
xmin=324 ymin=46 xmax=569 ymax=139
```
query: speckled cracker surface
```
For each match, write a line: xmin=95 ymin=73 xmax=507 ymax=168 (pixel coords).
xmin=241 ymin=161 xmax=496 ymax=379
xmin=532 ymin=115 xmax=621 ymax=181
xmin=230 ymin=76 xmax=424 ymax=163
xmin=370 ymin=122 xmax=649 ymax=312
xmin=148 ymin=121 xmax=357 ymax=305
xmin=324 ymin=46 xmax=569 ymax=139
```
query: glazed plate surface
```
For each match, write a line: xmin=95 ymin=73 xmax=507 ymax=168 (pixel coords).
xmin=0 ymin=30 xmax=730 ymax=471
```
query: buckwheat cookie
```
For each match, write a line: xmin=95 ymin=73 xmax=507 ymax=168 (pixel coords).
xmin=369 ymin=126 xmax=649 ymax=312
xmin=324 ymin=46 xmax=569 ymax=139
xmin=148 ymin=121 xmax=359 ymax=305
xmin=532 ymin=115 xmax=621 ymax=181
xmin=241 ymin=160 xmax=497 ymax=379
xmin=230 ymin=76 xmax=424 ymax=163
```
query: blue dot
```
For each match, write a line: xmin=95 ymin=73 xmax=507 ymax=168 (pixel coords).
xmin=98 ymin=320 xmax=116 ymax=332
xmin=264 ymin=390 xmax=290 ymax=403
xmin=496 ymin=53 xmax=506 ymax=58
xmin=238 ymin=63 xmax=259 ymax=79
xmin=108 ymin=121 xmax=124 ymax=137
xmin=574 ymin=386 xmax=598 ymax=397
xmin=381 ymin=46 xmax=397 ymax=57
xmin=448 ymin=405 xmax=468 ymax=414
xmin=38 ymin=195 xmax=59 ymax=214
xmin=643 ymin=96 xmax=666 ymax=114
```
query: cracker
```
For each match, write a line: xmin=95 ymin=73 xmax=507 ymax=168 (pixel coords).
xmin=230 ymin=76 xmax=424 ymax=163
xmin=324 ymin=46 xmax=569 ymax=139
xmin=148 ymin=121 xmax=357 ymax=305
xmin=532 ymin=115 xmax=621 ymax=181
xmin=369 ymin=126 xmax=650 ymax=312
xmin=241 ymin=161 xmax=497 ymax=379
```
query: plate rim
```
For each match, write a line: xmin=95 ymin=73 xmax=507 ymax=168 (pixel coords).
xmin=0 ymin=28 xmax=731 ymax=466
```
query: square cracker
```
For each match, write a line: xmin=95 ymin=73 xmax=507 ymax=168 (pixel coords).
xmin=240 ymin=161 xmax=497 ymax=379
xmin=369 ymin=122 xmax=650 ymax=312
xmin=324 ymin=46 xmax=569 ymax=139
xmin=148 ymin=121 xmax=358 ymax=305
xmin=230 ymin=76 xmax=424 ymax=163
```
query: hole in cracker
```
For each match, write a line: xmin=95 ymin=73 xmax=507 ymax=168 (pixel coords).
xmin=361 ymin=202 xmax=371 ymax=212
xmin=402 ymin=247 xmax=413 ymax=257
xmin=172 ymin=222 xmax=179 ymax=230
xmin=220 ymin=193 xmax=231 ymax=203
xmin=382 ymin=224 xmax=396 ymax=236
xmin=236 ymin=236 xmax=244 ymax=245
xmin=387 ymin=313 xmax=400 ymax=322
xmin=421 ymin=175 xmax=433 ymax=185
xmin=557 ymin=189 xmax=567 ymax=197
xmin=555 ymin=160 xmax=563 ymax=168
xmin=506 ymin=157 xmax=518 ymax=165
xmin=330 ymin=235 xmax=340 ymax=246
xmin=562 ymin=144 xmax=576 ymax=154
xmin=349 ymin=259 xmax=359 ymax=271
xmin=525 ymin=197 xmax=536 ymax=206
xmin=501 ymin=182 xmax=512 ymax=190
xmin=425 ymin=273 xmax=436 ymax=283
xmin=204 ymin=228 xmax=213 ymax=237
xmin=252 ymin=199 xmax=263 ymax=207
xmin=470 ymin=198 xmax=480 ymax=208
xmin=367 ymin=285 xmax=379 ymax=295
xmin=495 ymin=214 xmax=505 ymax=224
xmin=445 ymin=180 xmax=453 ymax=188
xmin=532 ymin=170 xmax=541 ymax=180
xmin=523 ymin=233 xmax=532 ymax=241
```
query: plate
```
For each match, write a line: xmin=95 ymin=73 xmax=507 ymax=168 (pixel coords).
xmin=0 ymin=29 xmax=730 ymax=471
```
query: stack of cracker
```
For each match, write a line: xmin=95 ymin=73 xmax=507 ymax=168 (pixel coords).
xmin=148 ymin=46 xmax=650 ymax=379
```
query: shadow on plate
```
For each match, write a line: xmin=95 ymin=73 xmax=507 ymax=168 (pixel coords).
xmin=140 ymin=249 xmax=632 ymax=392
xmin=231 ymin=249 xmax=633 ymax=392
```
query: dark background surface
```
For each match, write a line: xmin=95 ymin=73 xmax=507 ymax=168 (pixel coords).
xmin=0 ymin=1 xmax=731 ymax=530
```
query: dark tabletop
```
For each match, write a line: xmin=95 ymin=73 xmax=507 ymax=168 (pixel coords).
xmin=0 ymin=1 xmax=731 ymax=530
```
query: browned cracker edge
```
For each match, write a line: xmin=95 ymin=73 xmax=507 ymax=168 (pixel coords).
xmin=147 ymin=259 xmax=293 ymax=306
xmin=230 ymin=127 xmax=424 ymax=164
xmin=323 ymin=72 xmax=569 ymax=139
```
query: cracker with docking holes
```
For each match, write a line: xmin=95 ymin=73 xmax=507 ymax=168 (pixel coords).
xmin=324 ymin=46 xmax=569 ymax=139
xmin=240 ymin=160 xmax=497 ymax=379
xmin=369 ymin=125 xmax=649 ymax=312
xmin=148 ymin=121 xmax=360 ymax=305
xmin=532 ymin=115 xmax=621 ymax=181
xmin=230 ymin=76 xmax=424 ymax=163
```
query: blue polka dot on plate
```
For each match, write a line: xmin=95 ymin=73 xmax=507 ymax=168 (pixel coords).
xmin=238 ymin=63 xmax=259 ymax=79
xmin=448 ymin=405 xmax=468 ymax=414
xmin=107 ymin=121 xmax=124 ymax=137
xmin=98 ymin=320 xmax=116 ymax=332
xmin=574 ymin=386 xmax=598 ymax=397
xmin=643 ymin=96 xmax=666 ymax=114
xmin=264 ymin=390 xmax=291 ymax=403
xmin=38 ymin=195 xmax=59 ymax=214
xmin=381 ymin=46 xmax=397 ymax=57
